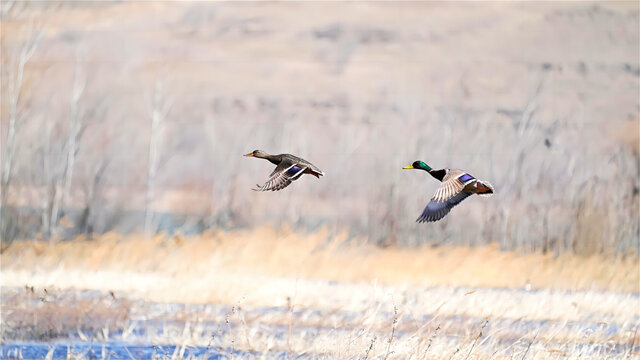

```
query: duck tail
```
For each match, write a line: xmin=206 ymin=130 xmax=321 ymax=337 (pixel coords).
xmin=476 ymin=180 xmax=494 ymax=197
xmin=307 ymin=169 xmax=324 ymax=178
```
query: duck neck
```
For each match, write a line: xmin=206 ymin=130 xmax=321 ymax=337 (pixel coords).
xmin=415 ymin=163 xmax=444 ymax=181
xmin=428 ymin=169 xmax=446 ymax=181
xmin=261 ymin=154 xmax=281 ymax=165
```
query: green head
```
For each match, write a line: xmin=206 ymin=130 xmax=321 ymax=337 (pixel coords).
xmin=403 ymin=160 xmax=432 ymax=171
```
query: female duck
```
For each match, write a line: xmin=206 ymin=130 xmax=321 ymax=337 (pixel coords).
xmin=244 ymin=150 xmax=325 ymax=191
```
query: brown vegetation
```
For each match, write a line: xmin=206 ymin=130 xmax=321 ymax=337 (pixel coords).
xmin=1 ymin=229 xmax=638 ymax=358
xmin=2 ymin=228 xmax=638 ymax=300
xmin=1 ymin=286 xmax=130 ymax=341
xmin=1 ymin=1 xmax=638 ymax=256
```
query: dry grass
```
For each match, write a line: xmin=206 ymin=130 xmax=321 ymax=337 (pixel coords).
xmin=1 ymin=227 xmax=638 ymax=304
xmin=2 ymin=228 xmax=638 ymax=358
xmin=1 ymin=287 xmax=130 ymax=342
xmin=2 ymin=284 xmax=638 ymax=359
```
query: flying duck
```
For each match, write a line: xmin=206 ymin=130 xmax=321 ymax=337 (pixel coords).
xmin=244 ymin=150 xmax=325 ymax=191
xmin=403 ymin=161 xmax=494 ymax=222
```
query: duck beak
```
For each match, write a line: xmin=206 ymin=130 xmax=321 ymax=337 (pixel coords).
xmin=403 ymin=165 xmax=414 ymax=169
xmin=243 ymin=153 xmax=254 ymax=157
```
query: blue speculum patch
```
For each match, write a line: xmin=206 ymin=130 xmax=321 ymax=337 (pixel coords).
xmin=459 ymin=174 xmax=474 ymax=182
xmin=287 ymin=166 xmax=303 ymax=175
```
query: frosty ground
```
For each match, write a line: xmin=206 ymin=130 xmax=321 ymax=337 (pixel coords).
xmin=1 ymin=230 xmax=638 ymax=359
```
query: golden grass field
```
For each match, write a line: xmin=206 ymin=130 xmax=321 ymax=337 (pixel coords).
xmin=2 ymin=227 xmax=638 ymax=300
xmin=2 ymin=228 xmax=639 ymax=359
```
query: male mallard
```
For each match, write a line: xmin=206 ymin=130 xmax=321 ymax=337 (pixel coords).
xmin=403 ymin=161 xmax=494 ymax=222
xmin=244 ymin=150 xmax=325 ymax=191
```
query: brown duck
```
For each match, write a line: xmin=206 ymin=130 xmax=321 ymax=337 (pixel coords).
xmin=403 ymin=161 xmax=494 ymax=222
xmin=244 ymin=150 xmax=325 ymax=191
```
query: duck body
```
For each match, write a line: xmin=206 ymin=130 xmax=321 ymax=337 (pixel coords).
xmin=404 ymin=161 xmax=493 ymax=222
xmin=244 ymin=150 xmax=324 ymax=191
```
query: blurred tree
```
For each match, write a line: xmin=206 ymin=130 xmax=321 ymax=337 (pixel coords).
xmin=47 ymin=48 xmax=87 ymax=239
xmin=1 ymin=23 xmax=40 ymax=247
xmin=144 ymin=79 xmax=171 ymax=237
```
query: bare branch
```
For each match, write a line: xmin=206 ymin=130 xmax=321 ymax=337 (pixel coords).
xmin=49 ymin=46 xmax=87 ymax=239
xmin=144 ymin=78 xmax=169 ymax=237
xmin=0 ymin=23 xmax=41 ymax=241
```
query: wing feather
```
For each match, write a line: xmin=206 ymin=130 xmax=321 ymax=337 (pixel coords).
xmin=253 ymin=164 xmax=307 ymax=191
xmin=417 ymin=192 xmax=472 ymax=222
xmin=418 ymin=170 xmax=474 ymax=222
xmin=416 ymin=169 xmax=486 ymax=222
xmin=432 ymin=176 xmax=465 ymax=202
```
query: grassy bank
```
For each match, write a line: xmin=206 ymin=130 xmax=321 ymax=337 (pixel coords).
xmin=2 ymin=227 xmax=637 ymax=305
xmin=2 ymin=228 xmax=639 ymax=358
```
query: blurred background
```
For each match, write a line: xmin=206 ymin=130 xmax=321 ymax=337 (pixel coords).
xmin=1 ymin=1 xmax=638 ymax=255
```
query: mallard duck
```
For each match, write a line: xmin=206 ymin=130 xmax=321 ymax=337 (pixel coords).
xmin=403 ymin=161 xmax=494 ymax=222
xmin=244 ymin=150 xmax=325 ymax=191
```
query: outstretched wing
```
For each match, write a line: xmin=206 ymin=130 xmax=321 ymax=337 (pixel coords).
xmin=417 ymin=191 xmax=472 ymax=222
xmin=431 ymin=173 xmax=467 ymax=202
xmin=253 ymin=163 xmax=307 ymax=191
xmin=417 ymin=172 xmax=475 ymax=222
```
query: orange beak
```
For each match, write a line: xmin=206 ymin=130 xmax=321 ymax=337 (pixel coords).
xmin=243 ymin=153 xmax=254 ymax=157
